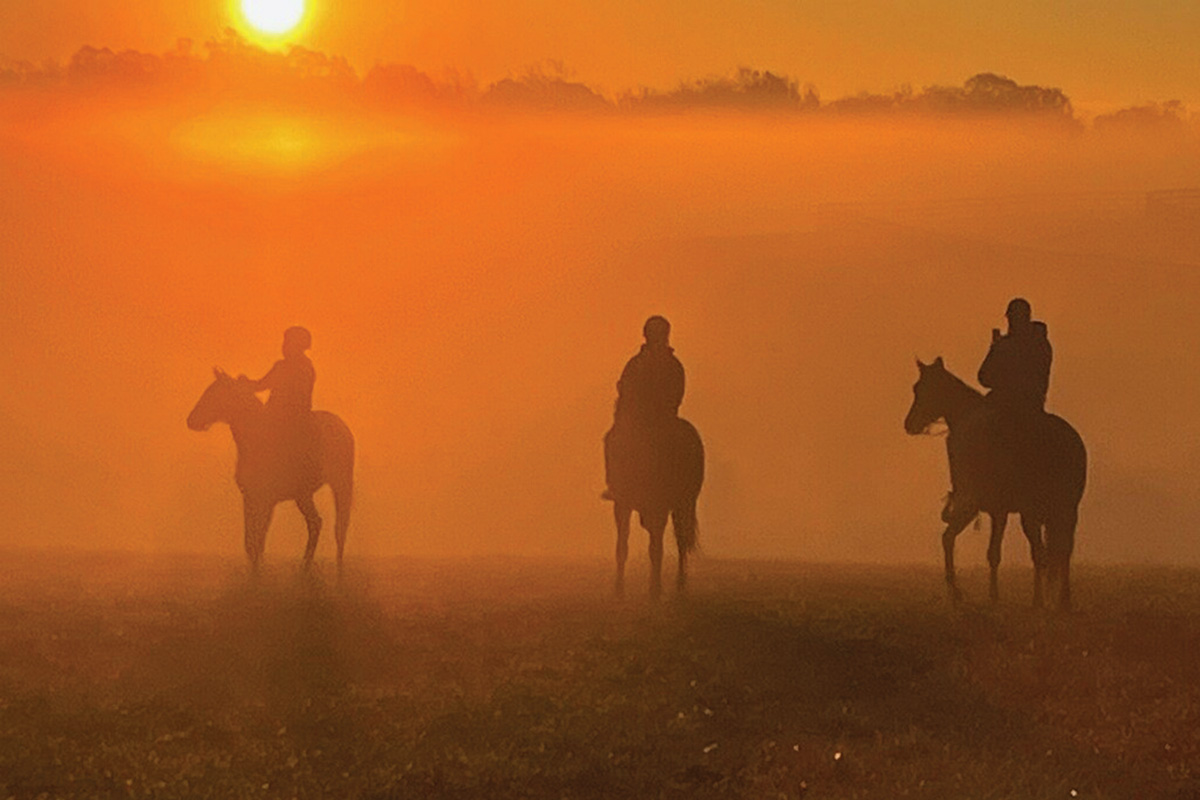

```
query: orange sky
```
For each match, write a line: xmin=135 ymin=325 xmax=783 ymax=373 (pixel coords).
xmin=2 ymin=0 xmax=1198 ymax=110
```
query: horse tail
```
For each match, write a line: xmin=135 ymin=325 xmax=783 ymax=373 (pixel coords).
xmin=333 ymin=473 xmax=353 ymax=564
xmin=316 ymin=411 xmax=355 ymax=567
xmin=673 ymin=418 xmax=705 ymax=556
xmin=1048 ymin=413 xmax=1088 ymax=503
xmin=674 ymin=496 xmax=699 ymax=555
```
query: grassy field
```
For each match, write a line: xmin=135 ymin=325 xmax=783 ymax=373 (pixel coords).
xmin=1 ymin=552 xmax=1198 ymax=799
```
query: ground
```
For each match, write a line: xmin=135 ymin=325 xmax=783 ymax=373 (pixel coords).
xmin=1 ymin=552 xmax=1198 ymax=799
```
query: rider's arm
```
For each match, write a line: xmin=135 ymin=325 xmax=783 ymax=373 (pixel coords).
xmin=670 ymin=359 xmax=685 ymax=412
xmin=616 ymin=356 xmax=638 ymax=398
xmin=977 ymin=343 xmax=1000 ymax=389
xmin=243 ymin=361 xmax=281 ymax=392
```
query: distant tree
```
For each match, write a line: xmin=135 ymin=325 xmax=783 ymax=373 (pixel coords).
xmin=363 ymin=63 xmax=476 ymax=109
xmin=825 ymin=85 xmax=913 ymax=115
xmin=620 ymin=68 xmax=819 ymax=113
xmin=482 ymin=63 xmax=611 ymax=112
xmin=68 ymin=46 xmax=162 ymax=85
xmin=1094 ymin=101 xmax=1190 ymax=136
xmin=913 ymin=73 xmax=1073 ymax=118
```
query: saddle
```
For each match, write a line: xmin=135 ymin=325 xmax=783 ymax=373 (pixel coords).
xmin=605 ymin=417 xmax=690 ymax=505
xmin=262 ymin=411 xmax=321 ymax=493
xmin=952 ymin=400 xmax=1052 ymax=510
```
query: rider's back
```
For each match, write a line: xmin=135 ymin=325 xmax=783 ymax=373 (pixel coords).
xmin=978 ymin=322 xmax=1052 ymax=413
xmin=615 ymin=345 xmax=685 ymax=427
xmin=262 ymin=355 xmax=315 ymax=418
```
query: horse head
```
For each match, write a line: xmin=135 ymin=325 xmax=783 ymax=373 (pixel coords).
xmin=904 ymin=356 xmax=948 ymax=435
xmin=187 ymin=367 xmax=259 ymax=431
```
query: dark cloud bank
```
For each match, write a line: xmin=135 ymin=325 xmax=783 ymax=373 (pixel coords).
xmin=0 ymin=31 xmax=1193 ymax=133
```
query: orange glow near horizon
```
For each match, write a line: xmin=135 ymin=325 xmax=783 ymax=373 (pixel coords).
xmin=165 ymin=112 xmax=452 ymax=178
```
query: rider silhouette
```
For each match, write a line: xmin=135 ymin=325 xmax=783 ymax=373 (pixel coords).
xmin=241 ymin=326 xmax=318 ymax=487
xmin=603 ymin=316 xmax=685 ymax=500
xmin=943 ymin=299 xmax=1052 ymax=522
xmin=615 ymin=316 xmax=685 ymax=427
xmin=978 ymin=298 xmax=1052 ymax=413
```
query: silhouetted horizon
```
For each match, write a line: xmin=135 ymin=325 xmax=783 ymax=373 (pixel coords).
xmin=1 ymin=34 xmax=1195 ymax=132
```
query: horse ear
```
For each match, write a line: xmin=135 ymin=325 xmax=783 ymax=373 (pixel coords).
xmin=933 ymin=356 xmax=944 ymax=369
xmin=915 ymin=357 xmax=927 ymax=371
xmin=213 ymin=366 xmax=221 ymax=379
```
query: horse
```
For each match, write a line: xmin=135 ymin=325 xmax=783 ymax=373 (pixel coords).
xmin=187 ymin=369 xmax=355 ymax=570
xmin=604 ymin=417 xmax=705 ymax=599
xmin=904 ymin=358 xmax=1086 ymax=610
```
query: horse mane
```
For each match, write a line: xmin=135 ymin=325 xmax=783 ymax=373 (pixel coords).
xmin=935 ymin=363 xmax=984 ymax=402
xmin=216 ymin=374 xmax=266 ymax=416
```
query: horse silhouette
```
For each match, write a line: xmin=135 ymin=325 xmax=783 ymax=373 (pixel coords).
xmin=188 ymin=369 xmax=355 ymax=569
xmin=905 ymin=358 xmax=1086 ymax=609
xmin=605 ymin=418 xmax=704 ymax=598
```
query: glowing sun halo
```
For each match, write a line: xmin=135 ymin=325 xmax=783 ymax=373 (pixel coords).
xmin=241 ymin=0 xmax=306 ymax=36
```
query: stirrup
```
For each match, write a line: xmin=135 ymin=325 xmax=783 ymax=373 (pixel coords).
xmin=600 ymin=488 xmax=615 ymax=501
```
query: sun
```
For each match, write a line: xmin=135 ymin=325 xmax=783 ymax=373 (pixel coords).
xmin=240 ymin=0 xmax=306 ymax=36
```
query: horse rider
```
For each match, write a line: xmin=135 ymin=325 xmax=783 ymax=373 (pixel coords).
xmin=943 ymin=298 xmax=1052 ymax=521
xmin=603 ymin=316 xmax=685 ymax=500
xmin=978 ymin=297 xmax=1052 ymax=414
xmin=241 ymin=326 xmax=319 ymax=485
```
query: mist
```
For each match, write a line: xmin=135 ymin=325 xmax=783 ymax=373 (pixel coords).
xmin=2 ymin=87 xmax=1199 ymax=567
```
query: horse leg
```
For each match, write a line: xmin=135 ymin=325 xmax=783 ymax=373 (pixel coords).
xmin=331 ymin=477 xmax=352 ymax=573
xmin=243 ymin=497 xmax=274 ymax=571
xmin=296 ymin=494 xmax=323 ymax=569
xmin=1047 ymin=507 xmax=1078 ymax=612
xmin=987 ymin=512 xmax=1007 ymax=604
xmin=673 ymin=500 xmax=698 ymax=595
xmin=644 ymin=511 xmax=668 ymax=601
xmin=614 ymin=502 xmax=632 ymax=598
xmin=1020 ymin=515 xmax=1046 ymax=609
xmin=674 ymin=512 xmax=688 ymax=595
xmin=942 ymin=514 xmax=974 ymax=605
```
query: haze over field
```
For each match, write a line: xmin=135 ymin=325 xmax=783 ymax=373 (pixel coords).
xmin=2 ymin=38 xmax=1200 ymax=567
